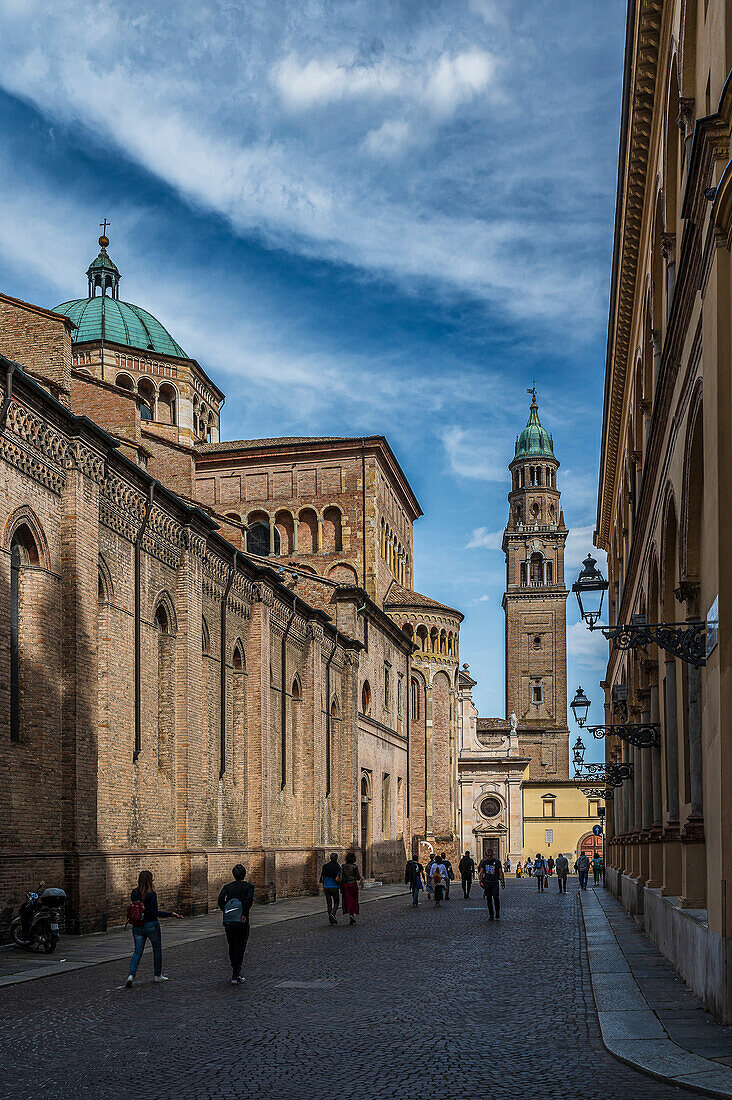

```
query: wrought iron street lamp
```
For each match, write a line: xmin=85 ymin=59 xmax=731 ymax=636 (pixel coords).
xmin=572 ymin=555 xmax=608 ymax=627
xmin=573 ymin=554 xmax=707 ymax=667
xmin=570 ymin=686 xmax=591 ymax=728
xmin=570 ymin=684 xmax=660 ymax=747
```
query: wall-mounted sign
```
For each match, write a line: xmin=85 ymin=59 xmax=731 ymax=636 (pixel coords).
xmin=545 ymin=829 xmax=553 ymax=845
xmin=707 ymin=596 xmax=719 ymax=658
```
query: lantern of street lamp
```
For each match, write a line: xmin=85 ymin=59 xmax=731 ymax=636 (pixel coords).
xmin=572 ymin=555 xmax=609 ymax=628
xmin=570 ymin=686 xmax=591 ymax=728
xmin=572 ymin=736 xmax=586 ymax=769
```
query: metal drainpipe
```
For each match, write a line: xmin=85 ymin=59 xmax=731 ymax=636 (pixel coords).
xmin=281 ymin=594 xmax=297 ymax=789
xmin=361 ymin=440 xmax=367 ymax=591
xmin=0 ymin=357 xmax=16 ymax=430
xmin=325 ymin=635 xmax=338 ymax=797
xmin=220 ymin=550 xmax=238 ymax=778
xmin=134 ymin=484 xmax=155 ymax=761
xmin=405 ymin=652 xmax=411 ymax=820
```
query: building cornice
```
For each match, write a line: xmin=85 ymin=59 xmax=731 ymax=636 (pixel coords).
xmin=597 ymin=0 xmax=664 ymax=546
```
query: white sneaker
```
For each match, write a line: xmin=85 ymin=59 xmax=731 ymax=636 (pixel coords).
xmin=230 ymin=977 xmax=239 ymax=984
xmin=153 ymin=975 xmax=169 ymax=983
xmin=236 ymin=976 xmax=246 ymax=983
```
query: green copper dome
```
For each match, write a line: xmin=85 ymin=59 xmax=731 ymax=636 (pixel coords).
xmin=53 ymin=296 xmax=187 ymax=358
xmin=514 ymin=392 xmax=555 ymax=459
xmin=52 ymin=234 xmax=187 ymax=359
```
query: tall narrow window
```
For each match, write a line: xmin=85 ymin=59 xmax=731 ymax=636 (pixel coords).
xmin=9 ymin=526 xmax=40 ymax=743
xmin=530 ymin=553 xmax=543 ymax=585
xmin=382 ymin=773 xmax=391 ymax=838
xmin=10 ymin=544 xmax=21 ymax=743
xmin=384 ymin=662 xmax=391 ymax=709
xmin=411 ymin=678 xmax=420 ymax=720
xmin=155 ymin=603 xmax=174 ymax=774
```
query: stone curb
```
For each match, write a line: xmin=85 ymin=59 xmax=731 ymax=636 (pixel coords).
xmin=0 ymin=883 xmax=405 ymax=991
xmin=581 ymin=887 xmax=732 ymax=1099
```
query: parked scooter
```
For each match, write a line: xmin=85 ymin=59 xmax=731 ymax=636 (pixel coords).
xmin=11 ymin=881 xmax=66 ymax=953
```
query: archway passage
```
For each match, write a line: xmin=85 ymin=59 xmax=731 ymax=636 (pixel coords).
xmin=577 ymin=831 xmax=603 ymax=859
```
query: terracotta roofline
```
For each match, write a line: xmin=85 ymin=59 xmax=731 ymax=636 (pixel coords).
xmin=196 ymin=433 xmax=423 ymax=521
xmin=0 ymin=291 xmax=77 ymax=332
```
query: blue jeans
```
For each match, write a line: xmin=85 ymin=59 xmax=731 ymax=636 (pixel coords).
xmin=129 ymin=920 xmax=163 ymax=977
xmin=411 ymin=884 xmax=421 ymax=906
xmin=578 ymin=869 xmax=589 ymax=890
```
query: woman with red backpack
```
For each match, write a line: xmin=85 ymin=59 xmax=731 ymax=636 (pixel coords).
xmin=125 ymin=870 xmax=182 ymax=988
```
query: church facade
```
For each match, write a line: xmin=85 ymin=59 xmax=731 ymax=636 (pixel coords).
xmin=457 ymin=395 xmax=603 ymax=865
xmin=0 ymin=236 xmax=461 ymax=936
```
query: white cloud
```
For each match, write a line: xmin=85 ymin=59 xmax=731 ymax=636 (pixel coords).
xmin=563 ymin=524 xmax=607 ymax=588
xmin=0 ymin=0 xmax=616 ymax=330
xmin=466 ymin=526 xmax=504 ymax=550
xmin=441 ymin=426 xmax=511 ymax=482
xmin=567 ymin=618 xmax=609 ymax=670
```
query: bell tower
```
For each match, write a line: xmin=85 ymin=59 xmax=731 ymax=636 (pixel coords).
xmin=502 ymin=389 xmax=569 ymax=779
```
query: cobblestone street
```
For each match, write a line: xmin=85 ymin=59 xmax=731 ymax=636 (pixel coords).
xmin=0 ymin=880 xmax=699 ymax=1099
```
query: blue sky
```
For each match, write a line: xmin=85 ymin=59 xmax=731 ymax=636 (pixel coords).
xmin=0 ymin=0 xmax=624 ymax=749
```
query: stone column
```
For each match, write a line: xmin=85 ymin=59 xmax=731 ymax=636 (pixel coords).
xmin=664 ymin=661 xmax=680 ymax=821
xmin=688 ymin=661 xmax=704 ymax=817
xmin=662 ymin=660 xmax=682 ymax=895
xmin=269 ymin=520 xmax=276 ymax=556
xmin=317 ymin=518 xmax=324 ymax=552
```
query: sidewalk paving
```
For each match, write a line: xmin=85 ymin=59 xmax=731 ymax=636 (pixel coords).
xmin=582 ymin=885 xmax=732 ymax=1098
xmin=0 ymin=882 xmax=405 ymax=990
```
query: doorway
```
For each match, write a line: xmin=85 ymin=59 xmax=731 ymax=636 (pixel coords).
xmin=360 ymin=774 xmax=371 ymax=875
xmin=482 ymin=837 xmax=501 ymax=860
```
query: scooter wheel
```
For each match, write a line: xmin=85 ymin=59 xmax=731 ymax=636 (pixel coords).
xmin=11 ymin=923 xmax=31 ymax=949
xmin=42 ymin=935 xmax=58 ymax=954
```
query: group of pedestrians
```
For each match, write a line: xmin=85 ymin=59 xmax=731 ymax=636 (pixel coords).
xmin=318 ymin=851 xmax=362 ymax=924
xmin=404 ymin=852 xmax=455 ymax=906
xmin=123 ymin=845 xmax=608 ymax=986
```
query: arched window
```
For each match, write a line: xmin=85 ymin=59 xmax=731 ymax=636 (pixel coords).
xmin=530 ymin=553 xmax=543 ymax=585
xmin=298 ymin=509 xmax=318 ymax=554
xmin=275 ymin=510 xmax=295 ymax=555
xmin=401 ymin=623 xmax=414 ymax=642
xmin=411 ymin=677 xmax=420 ymax=720
xmin=322 ymin=507 xmax=343 ymax=552
xmin=9 ymin=525 xmax=40 ymax=743
xmin=115 ymin=373 xmax=134 ymax=391
xmin=154 ymin=601 xmax=174 ymax=774
xmin=430 ymin=627 xmax=438 ymax=652
xmin=247 ymin=519 xmax=279 ymax=557
xmin=416 ymin=625 xmax=428 ymax=651
xmin=158 ymin=383 xmax=177 ymax=426
xmin=233 ymin=642 xmax=244 ymax=671
xmin=362 ymin=680 xmax=371 ymax=715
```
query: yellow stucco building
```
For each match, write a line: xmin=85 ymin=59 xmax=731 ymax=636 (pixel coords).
xmin=521 ymin=781 xmax=603 ymax=866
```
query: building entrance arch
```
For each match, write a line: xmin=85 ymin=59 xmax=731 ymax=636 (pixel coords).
xmin=577 ymin=831 xmax=602 ymax=859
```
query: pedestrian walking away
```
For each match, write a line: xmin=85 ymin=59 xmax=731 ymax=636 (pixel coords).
xmin=440 ymin=852 xmax=454 ymax=899
xmin=575 ymin=852 xmax=590 ymax=890
xmin=591 ymin=854 xmax=603 ymax=886
xmin=525 ymin=857 xmax=533 ymax=878
xmin=458 ymin=850 xmax=475 ymax=898
xmin=546 ymin=856 xmax=554 ymax=877
xmin=516 ymin=861 xmax=523 ymax=878
xmin=503 ymin=857 xmax=511 ymax=874
xmin=431 ymin=859 xmax=447 ymax=906
xmin=404 ymin=856 xmax=425 ymax=907
xmin=478 ymin=848 xmax=505 ymax=919
xmin=319 ymin=852 xmax=342 ymax=924
xmin=555 ymin=853 xmax=569 ymax=893
xmin=340 ymin=852 xmax=361 ymax=924
xmin=533 ymin=853 xmax=547 ymax=892
xmin=218 ymin=864 xmax=255 ymax=983
xmin=125 ymin=870 xmax=182 ymax=987
xmin=425 ymin=854 xmax=436 ymax=899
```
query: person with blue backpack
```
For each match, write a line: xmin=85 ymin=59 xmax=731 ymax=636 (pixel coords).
xmin=218 ymin=864 xmax=255 ymax=984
